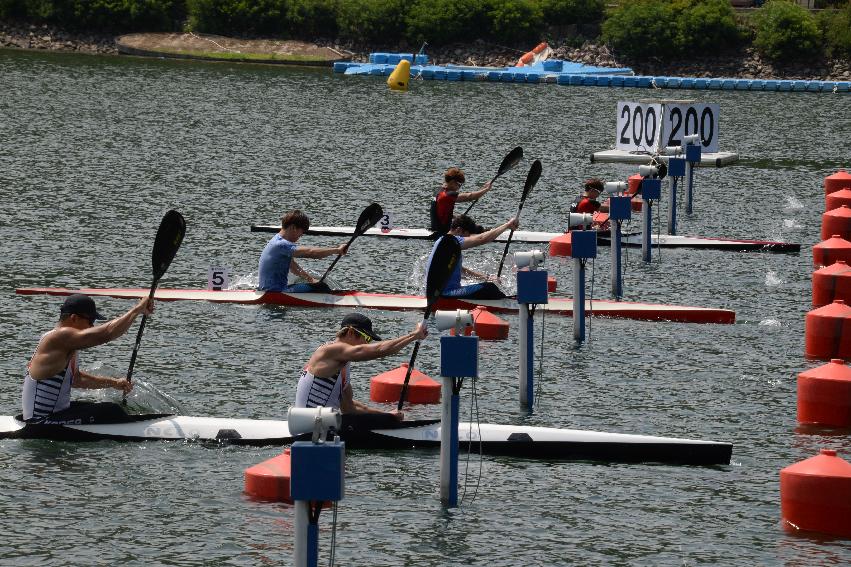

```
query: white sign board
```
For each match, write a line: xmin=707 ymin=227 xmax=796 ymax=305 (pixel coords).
xmin=660 ymin=102 xmax=720 ymax=153
xmin=616 ymin=101 xmax=720 ymax=154
xmin=616 ymin=101 xmax=663 ymax=152
xmin=379 ymin=212 xmax=394 ymax=233
xmin=207 ymin=266 xmax=230 ymax=291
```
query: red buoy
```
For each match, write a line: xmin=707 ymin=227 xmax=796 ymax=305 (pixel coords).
xmin=549 ymin=232 xmax=571 ymax=257
xmin=825 ymin=188 xmax=851 ymax=213
xmin=812 ymin=260 xmax=851 ymax=307
xmin=628 ymin=174 xmax=644 ymax=211
xmin=821 ymin=205 xmax=851 ymax=241
xmin=370 ymin=363 xmax=440 ymax=404
xmin=547 ymin=275 xmax=557 ymax=292
xmin=804 ymin=300 xmax=851 ymax=359
xmin=798 ymin=359 xmax=851 ymax=427
xmin=244 ymin=449 xmax=293 ymax=502
xmin=812 ymin=235 xmax=851 ymax=268
xmin=825 ymin=169 xmax=851 ymax=197
xmin=452 ymin=306 xmax=509 ymax=340
xmin=780 ymin=449 xmax=851 ymax=537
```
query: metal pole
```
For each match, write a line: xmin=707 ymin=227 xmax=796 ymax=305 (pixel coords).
xmin=686 ymin=162 xmax=694 ymax=215
xmin=294 ymin=501 xmax=310 ymax=567
xmin=611 ymin=220 xmax=622 ymax=299
xmin=573 ymin=257 xmax=585 ymax=341
xmin=667 ymin=176 xmax=678 ymax=235
xmin=439 ymin=376 xmax=460 ymax=507
xmin=519 ymin=304 xmax=531 ymax=408
xmin=642 ymin=200 xmax=652 ymax=263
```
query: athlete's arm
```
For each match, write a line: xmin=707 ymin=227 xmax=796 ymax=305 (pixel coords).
xmin=50 ymin=298 xmax=152 ymax=352
xmin=288 ymin=259 xmax=317 ymax=283
xmin=337 ymin=323 xmax=427 ymax=363
xmin=340 ymin=383 xmax=403 ymax=420
xmin=461 ymin=218 xmax=519 ymax=249
xmin=293 ymin=243 xmax=348 ymax=259
xmin=74 ymin=370 xmax=133 ymax=393
xmin=456 ymin=180 xmax=493 ymax=202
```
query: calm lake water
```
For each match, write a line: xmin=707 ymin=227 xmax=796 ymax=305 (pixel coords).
xmin=1 ymin=48 xmax=850 ymax=566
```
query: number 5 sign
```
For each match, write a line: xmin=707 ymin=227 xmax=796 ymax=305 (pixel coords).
xmin=208 ymin=266 xmax=230 ymax=291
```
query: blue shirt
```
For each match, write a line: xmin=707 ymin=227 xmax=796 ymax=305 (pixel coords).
xmin=258 ymin=234 xmax=297 ymax=291
xmin=426 ymin=235 xmax=464 ymax=291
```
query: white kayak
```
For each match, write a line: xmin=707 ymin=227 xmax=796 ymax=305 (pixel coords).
xmin=250 ymin=224 xmax=799 ymax=252
xmin=0 ymin=413 xmax=732 ymax=465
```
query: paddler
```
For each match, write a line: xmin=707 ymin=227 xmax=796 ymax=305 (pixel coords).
xmin=295 ymin=313 xmax=427 ymax=422
xmin=21 ymin=294 xmax=153 ymax=423
xmin=430 ymin=167 xmax=494 ymax=234
xmin=426 ymin=214 xmax=518 ymax=299
xmin=258 ymin=210 xmax=349 ymax=292
xmin=569 ymin=178 xmax=609 ymax=215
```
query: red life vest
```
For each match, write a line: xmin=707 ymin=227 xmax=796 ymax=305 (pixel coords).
xmin=430 ymin=188 xmax=459 ymax=233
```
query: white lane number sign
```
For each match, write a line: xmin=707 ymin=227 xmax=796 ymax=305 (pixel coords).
xmin=208 ymin=266 xmax=230 ymax=291
xmin=616 ymin=101 xmax=720 ymax=153
xmin=616 ymin=102 xmax=662 ymax=152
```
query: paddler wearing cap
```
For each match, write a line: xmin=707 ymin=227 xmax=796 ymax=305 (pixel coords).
xmin=425 ymin=214 xmax=518 ymax=300
xmin=294 ymin=313 xmax=427 ymax=421
xmin=21 ymin=294 xmax=153 ymax=422
xmin=430 ymin=167 xmax=494 ymax=235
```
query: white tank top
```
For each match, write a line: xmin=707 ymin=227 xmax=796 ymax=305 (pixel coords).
xmin=22 ymin=333 xmax=76 ymax=421
xmin=295 ymin=363 xmax=349 ymax=409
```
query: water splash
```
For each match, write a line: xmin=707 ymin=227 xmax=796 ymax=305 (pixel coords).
xmin=782 ymin=218 xmax=803 ymax=230
xmin=85 ymin=362 xmax=184 ymax=414
xmin=785 ymin=196 xmax=804 ymax=210
xmin=758 ymin=318 xmax=782 ymax=327
xmin=229 ymin=272 xmax=258 ymax=289
xmin=765 ymin=271 xmax=784 ymax=287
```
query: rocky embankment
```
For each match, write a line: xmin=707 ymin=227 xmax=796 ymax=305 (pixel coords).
xmin=2 ymin=21 xmax=850 ymax=81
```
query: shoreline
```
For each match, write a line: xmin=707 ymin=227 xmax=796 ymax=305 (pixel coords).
xmin=2 ymin=21 xmax=849 ymax=82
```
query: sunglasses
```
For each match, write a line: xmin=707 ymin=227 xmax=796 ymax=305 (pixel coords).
xmin=350 ymin=327 xmax=373 ymax=343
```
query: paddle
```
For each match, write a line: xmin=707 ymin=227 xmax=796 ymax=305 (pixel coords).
xmin=461 ymin=146 xmax=524 ymax=216
xmin=496 ymin=159 xmax=542 ymax=279
xmin=397 ymin=234 xmax=461 ymax=410
xmin=124 ymin=210 xmax=186 ymax=404
xmin=309 ymin=203 xmax=384 ymax=291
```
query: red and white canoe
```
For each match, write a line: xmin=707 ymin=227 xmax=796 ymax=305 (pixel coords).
xmin=16 ymin=287 xmax=735 ymax=324
xmin=250 ymin=224 xmax=799 ymax=252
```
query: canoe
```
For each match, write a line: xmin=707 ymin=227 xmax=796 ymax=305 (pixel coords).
xmin=250 ymin=224 xmax=799 ymax=252
xmin=15 ymin=287 xmax=736 ymax=324
xmin=0 ymin=413 xmax=732 ymax=465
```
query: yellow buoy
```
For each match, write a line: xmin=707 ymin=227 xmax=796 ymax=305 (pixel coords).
xmin=387 ymin=59 xmax=411 ymax=92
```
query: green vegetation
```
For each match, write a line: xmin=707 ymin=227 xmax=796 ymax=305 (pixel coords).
xmin=1 ymin=0 xmax=849 ymax=62
xmin=602 ymin=0 xmax=741 ymax=59
xmin=751 ymin=0 xmax=821 ymax=61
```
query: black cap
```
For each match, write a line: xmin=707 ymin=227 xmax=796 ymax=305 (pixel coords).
xmin=59 ymin=294 xmax=104 ymax=321
xmin=341 ymin=312 xmax=381 ymax=341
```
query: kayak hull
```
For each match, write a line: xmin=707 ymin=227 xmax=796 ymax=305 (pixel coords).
xmin=15 ymin=287 xmax=735 ymax=324
xmin=0 ymin=415 xmax=732 ymax=465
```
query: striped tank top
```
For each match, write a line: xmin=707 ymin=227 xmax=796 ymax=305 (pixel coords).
xmin=294 ymin=363 xmax=349 ymax=410
xmin=22 ymin=346 xmax=76 ymax=421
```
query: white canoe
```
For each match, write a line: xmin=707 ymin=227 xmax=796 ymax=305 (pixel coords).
xmin=15 ymin=287 xmax=736 ymax=324
xmin=0 ymin=414 xmax=732 ymax=465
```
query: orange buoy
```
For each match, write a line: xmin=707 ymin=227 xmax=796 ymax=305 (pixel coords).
xmin=797 ymin=359 xmax=851 ymax=427
xmin=825 ymin=188 xmax=851 ymax=213
xmin=780 ymin=449 xmax=851 ymax=537
xmin=370 ymin=363 xmax=440 ymax=404
xmin=821 ymin=205 xmax=851 ymax=241
xmin=549 ymin=232 xmax=571 ymax=257
xmin=812 ymin=260 xmax=851 ymax=307
xmin=825 ymin=169 xmax=851 ymax=197
xmin=515 ymin=42 xmax=548 ymax=67
xmin=244 ymin=449 xmax=293 ymax=502
xmin=813 ymin=235 xmax=851 ymax=268
xmin=804 ymin=300 xmax=851 ymax=360
xmin=452 ymin=307 xmax=509 ymax=340
xmin=628 ymin=174 xmax=644 ymax=211
xmin=547 ymin=275 xmax=557 ymax=292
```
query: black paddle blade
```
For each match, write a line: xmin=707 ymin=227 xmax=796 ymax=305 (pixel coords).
xmin=356 ymin=203 xmax=384 ymax=235
xmin=151 ymin=210 xmax=186 ymax=281
xmin=425 ymin=235 xmax=461 ymax=309
xmin=496 ymin=146 xmax=524 ymax=178
xmin=521 ymin=159 xmax=543 ymax=203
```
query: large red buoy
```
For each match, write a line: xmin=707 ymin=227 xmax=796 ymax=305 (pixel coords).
xmin=825 ymin=188 xmax=851 ymax=213
xmin=244 ymin=449 xmax=293 ymax=503
xmin=370 ymin=363 xmax=440 ymax=404
xmin=452 ymin=307 xmax=509 ymax=340
xmin=825 ymin=169 xmax=851 ymax=197
xmin=549 ymin=232 xmax=571 ymax=257
xmin=798 ymin=359 xmax=851 ymax=427
xmin=812 ymin=235 xmax=851 ymax=268
xmin=804 ymin=300 xmax=851 ymax=359
xmin=821 ymin=205 xmax=851 ymax=241
xmin=812 ymin=260 xmax=851 ymax=307
xmin=780 ymin=449 xmax=851 ymax=537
